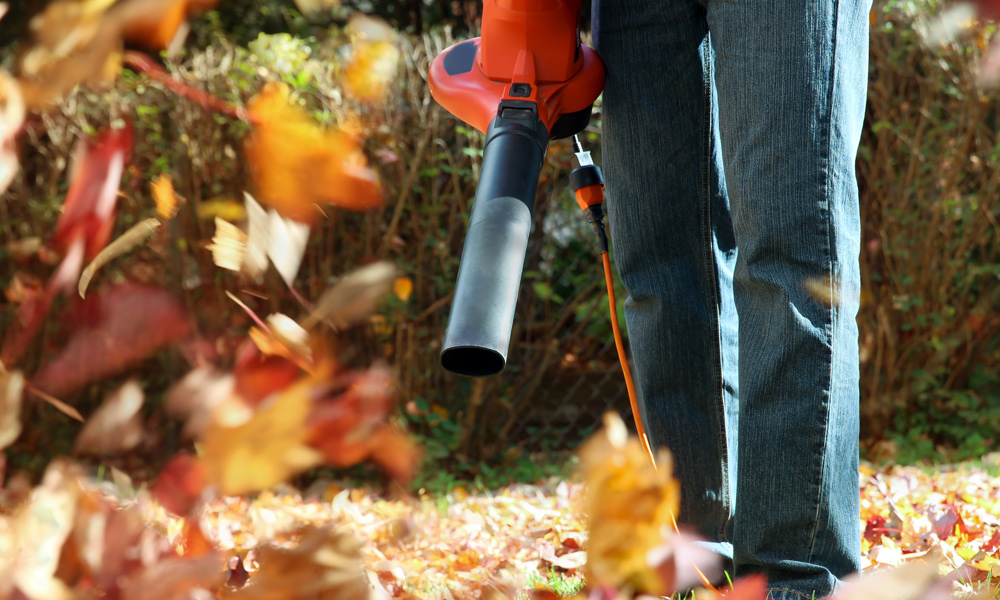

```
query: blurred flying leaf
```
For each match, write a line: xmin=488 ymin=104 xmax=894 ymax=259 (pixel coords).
xmin=196 ymin=198 xmax=246 ymax=221
xmin=207 ymin=193 xmax=310 ymax=285
xmin=72 ymin=379 xmax=144 ymax=456
xmin=207 ymin=217 xmax=248 ymax=273
xmin=110 ymin=0 xmax=220 ymax=53
xmin=803 ymin=275 xmax=837 ymax=308
xmin=301 ymin=261 xmax=397 ymax=330
xmin=31 ymin=283 xmax=191 ymax=397
xmin=265 ymin=207 xmax=310 ymax=286
xmin=201 ymin=378 xmax=322 ymax=496
xmin=16 ymin=0 xmax=220 ymax=107
xmin=225 ymin=525 xmax=373 ymax=600
xmin=0 ymin=369 xmax=24 ymax=451
xmin=393 ymin=277 xmax=413 ymax=302
xmin=7 ymin=460 xmax=85 ymax=597
xmin=249 ymin=313 xmax=313 ymax=365
xmin=151 ymin=174 xmax=179 ymax=219
xmin=0 ymin=71 xmax=24 ymax=196
xmin=165 ymin=367 xmax=235 ymax=439
xmin=52 ymin=123 xmax=133 ymax=289
xmin=150 ymin=452 xmax=207 ymax=516
xmin=245 ymin=83 xmax=382 ymax=224
xmin=305 ymin=364 xmax=419 ymax=484
xmin=578 ymin=412 xmax=682 ymax=595
xmin=16 ymin=0 xmax=121 ymax=108
xmin=294 ymin=0 xmax=341 ymax=22
xmin=120 ymin=553 xmax=226 ymax=600
xmin=342 ymin=15 xmax=400 ymax=103
xmin=78 ymin=217 xmax=161 ymax=298
xmin=26 ymin=383 xmax=85 ymax=422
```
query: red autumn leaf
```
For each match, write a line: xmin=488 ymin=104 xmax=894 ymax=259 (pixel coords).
xmin=31 ymin=282 xmax=191 ymax=397
xmin=305 ymin=364 xmax=419 ymax=483
xmin=233 ymin=347 xmax=304 ymax=407
xmin=53 ymin=122 xmax=133 ymax=268
xmin=151 ymin=453 xmax=206 ymax=516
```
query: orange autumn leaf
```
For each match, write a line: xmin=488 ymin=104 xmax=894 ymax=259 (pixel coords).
xmin=151 ymin=453 xmax=206 ymax=516
xmin=111 ymin=0 xmax=220 ymax=52
xmin=342 ymin=15 xmax=400 ymax=103
xmin=200 ymin=379 xmax=322 ymax=496
xmin=244 ymin=83 xmax=382 ymax=224
xmin=393 ymin=276 xmax=413 ymax=302
xmin=151 ymin=174 xmax=179 ymax=219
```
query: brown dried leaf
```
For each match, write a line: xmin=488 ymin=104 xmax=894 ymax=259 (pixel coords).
xmin=165 ymin=367 xmax=235 ymax=439
xmin=300 ymin=262 xmax=397 ymax=330
xmin=78 ymin=217 xmax=161 ymax=298
xmin=225 ymin=525 xmax=372 ymax=600
xmin=0 ymin=369 xmax=24 ymax=451
xmin=121 ymin=553 xmax=226 ymax=600
xmin=73 ymin=379 xmax=144 ymax=456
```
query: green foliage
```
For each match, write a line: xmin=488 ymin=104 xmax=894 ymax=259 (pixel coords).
xmin=859 ymin=2 xmax=1000 ymax=462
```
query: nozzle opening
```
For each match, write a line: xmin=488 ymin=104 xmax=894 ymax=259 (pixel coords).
xmin=441 ymin=346 xmax=506 ymax=377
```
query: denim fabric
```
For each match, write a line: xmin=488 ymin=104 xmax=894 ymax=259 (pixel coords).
xmin=592 ymin=0 xmax=868 ymax=598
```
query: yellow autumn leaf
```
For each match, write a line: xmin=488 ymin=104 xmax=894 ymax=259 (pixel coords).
xmin=245 ymin=82 xmax=382 ymax=224
xmin=200 ymin=379 xmax=322 ymax=496
xmin=393 ymin=276 xmax=413 ymax=302
xmin=578 ymin=412 xmax=681 ymax=594
xmin=195 ymin=198 xmax=247 ymax=222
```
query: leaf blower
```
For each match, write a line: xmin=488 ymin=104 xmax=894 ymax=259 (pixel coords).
xmin=429 ymin=0 xmax=656 ymax=464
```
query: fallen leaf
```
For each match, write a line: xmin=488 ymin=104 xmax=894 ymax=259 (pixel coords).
xmin=31 ymin=283 xmax=191 ymax=397
xmin=151 ymin=453 xmax=206 ymax=516
xmin=72 ymin=379 xmax=144 ymax=456
xmin=24 ymin=382 xmax=85 ymax=422
xmin=0 ymin=369 xmax=24 ymax=450
xmin=245 ymin=82 xmax=382 ymax=223
xmin=110 ymin=0 xmax=220 ymax=53
xmin=264 ymin=206 xmax=310 ymax=286
xmin=300 ymin=262 xmax=397 ymax=330
xmin=78 ymin=217 xmax=161 ymax=298
xmin=196 ymin=198 xmax=247 ymax=222
xmin=201 ymin=378 xmax=322 ymax=496
xmin=225 ymin=525 xmax=372 ymax=600
xmin=294 ymin=0 xmax=340 ymax=22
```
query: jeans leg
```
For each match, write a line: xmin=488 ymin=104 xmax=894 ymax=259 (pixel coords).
xmin=594 ymin=0 xmax=740 ymax=555
xmin=706 ymin=0 xmax=869 ymax=596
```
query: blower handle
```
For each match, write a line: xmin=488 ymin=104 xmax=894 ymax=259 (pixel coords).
xmin=440 ymin=101 xmax=549 ymax=377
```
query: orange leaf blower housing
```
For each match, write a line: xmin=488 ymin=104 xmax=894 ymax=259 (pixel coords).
xmin=429 ymin=0 xmax=605 ymax=377
xmin=429 ymin=0 xmax=604 ymax=138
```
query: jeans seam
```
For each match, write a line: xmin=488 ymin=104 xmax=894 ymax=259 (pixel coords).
xmin=701 ymin=32 xmax=729 ymax=546
xmin=806 ymin=0 xmax=841 ymax=567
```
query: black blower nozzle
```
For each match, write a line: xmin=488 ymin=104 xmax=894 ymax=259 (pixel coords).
xmin=440 ymin=102 xmax=550 ymax=377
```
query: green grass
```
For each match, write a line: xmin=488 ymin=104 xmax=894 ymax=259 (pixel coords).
xmin=518 ymin=569 xmax=586 ymax=598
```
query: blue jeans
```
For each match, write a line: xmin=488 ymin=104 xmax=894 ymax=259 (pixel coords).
xmin=593 ymin=0 xmax=868 ymax=598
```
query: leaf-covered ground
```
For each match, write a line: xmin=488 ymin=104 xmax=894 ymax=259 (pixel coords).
xmin=135 ymin=458 xmax=999 ymax=598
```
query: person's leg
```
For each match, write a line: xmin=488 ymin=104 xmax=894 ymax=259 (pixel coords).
xmin=593 ymin=0 xmax=740 ymax=558
xmin=706 ymin=0 xmax=869 ymax=596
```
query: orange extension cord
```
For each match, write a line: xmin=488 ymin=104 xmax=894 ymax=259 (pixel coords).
xmin=601 ymin=250 xmax=657 ymax=469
